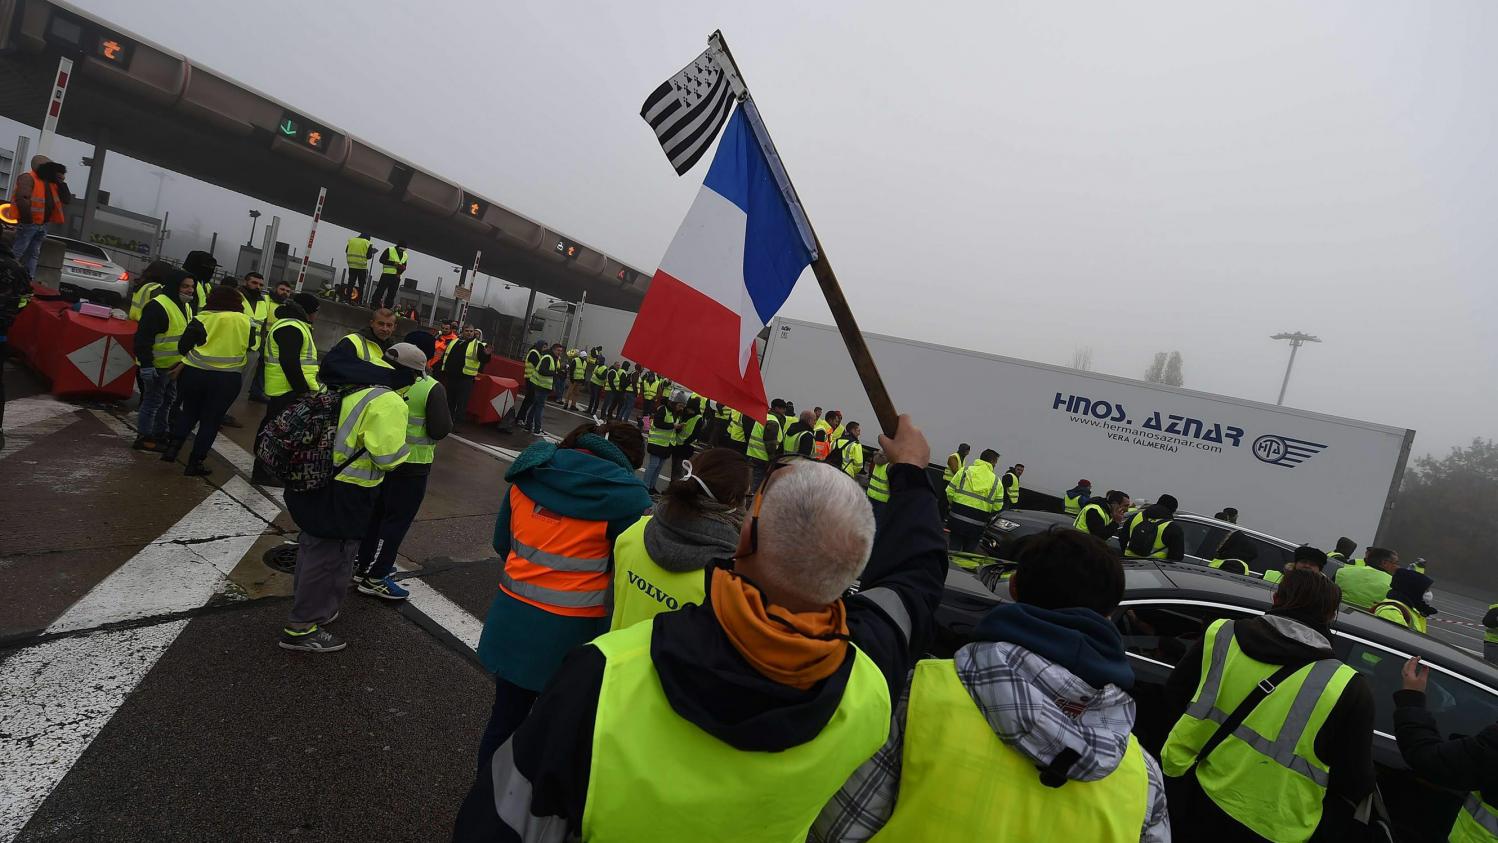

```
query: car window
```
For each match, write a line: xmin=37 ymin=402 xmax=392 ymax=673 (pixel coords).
xmin=1243 ymin=537 xmax=1294 ymax=575
xmin=1116 ymin=600 xmax=1260 ymax=666
xmin=1176 ymin=520 xmax=1221 ymax=557
xmin=1335 ymin=636 xmax=1498 ymax=739
xmin=53 ymin=239 xmax=109 ymax=260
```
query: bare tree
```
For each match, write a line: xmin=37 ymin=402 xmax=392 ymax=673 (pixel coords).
xmin=1144 ymin=352 xmax=1168 ymax=383
xmin=1163 ymin=351 xmax=1184 ymax=387
xmin=1070 ymin=347 xmax=1093 ymax=372
xmin=1144 ymin=351 xmax=1185 ymax=386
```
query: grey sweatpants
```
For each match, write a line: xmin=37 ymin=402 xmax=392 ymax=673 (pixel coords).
xmin=288 ymin=533 xmax=358 ymax=626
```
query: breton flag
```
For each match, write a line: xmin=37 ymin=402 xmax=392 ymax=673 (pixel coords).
xmin=622 ymin=105 xmax=812 ymax=421
xmin=640 ymin=47 xmax=737 ymax=176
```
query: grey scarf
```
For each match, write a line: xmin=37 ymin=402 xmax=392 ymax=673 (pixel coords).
xmin=643 ymin=498 xmax=742 ymax=573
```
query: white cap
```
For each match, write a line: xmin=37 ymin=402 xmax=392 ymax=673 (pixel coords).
xmin=384 ymin=342 xmax=427 ymax=372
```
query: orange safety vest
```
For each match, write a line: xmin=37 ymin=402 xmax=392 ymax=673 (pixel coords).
xmin=24 ymin=172 xmax=64 ymax=225
xmin=430 ymin=332 xmax=457 ymax=367
xmin=499 ymin=486 xmax=612 ymax=618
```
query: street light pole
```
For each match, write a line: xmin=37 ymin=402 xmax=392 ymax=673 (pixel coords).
xmin=1271 ymin=331 xmax=1321 ymax=406
xmin=247 ymin=209 xmax=261 ymax=246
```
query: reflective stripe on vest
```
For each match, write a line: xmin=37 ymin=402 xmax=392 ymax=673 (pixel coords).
xmin=1074 ymin=502 xmax=1108 ymax=534
xmin=403 ymin=376 xmax=439 ymax=464
xmin=242 ymin=295 xmax=270 ymax=351
xmin=839 ymin=441 xmax=864 ymax=478
xmin=25 ymin=172 xmax=64 ymax=224
xmin=608 ymin=517 xmax=707 ymax=632
xmin=813 ymin=420 xmax=834 ymax=460
xmin=648 ymin=408 xmax=677 ymax=449
xmin=1371 ymin=599 xmax=1429 ymax=634
xmin=580 ymin=621 xmax=890 ymax=842
xmin=380 ymin=246 xmax=407 ymax=274
xmin=1452 ymin=792 xmax=1498 ymax=842
xmin=345 ymin=237 xmax=371 ymax=269
xmin=529 ymin=353 xmax=555 ymax=389
xmin=947 ymin=463 xmax=999 ymax=525
xmin=873 ymin=659 xmax=1149 ymax=842
xmin=570 ymin=356 xmax=587 ymax=380
xmin=1161 ymin=619 xmax=1355 ymax=842
xmin=331 ymin=386 xmax=408 ymax=487
xmin=128 ymin=282 xmax=162 ymax=322
xmin=499 ymin=485 xmax=612 ymax=618
xmin=728 ymin=410 xmax=747 ymax=442
xmin=342 ymin=332 xmax=393 ymax=369
xmin=867 ymin=463 xmax=891 ymax=503
xmin=183 ymin=310 xmax=251 ymax=371
xmin=263 ymin=320 xmax=320 ymax=397
xmin=141 ymin=293 xmax=189 ymax=368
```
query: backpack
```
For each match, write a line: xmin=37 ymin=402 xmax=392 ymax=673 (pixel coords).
xmin=1127 ymin=516 xmax=1168 ymax=557
xmin=255 ymin=387 xmax=373 ymax=491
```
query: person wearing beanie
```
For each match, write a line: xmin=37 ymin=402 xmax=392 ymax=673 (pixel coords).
xmin=352 ymin=339 xmax=451 ymax=600
xmin=1261 ymin=544 xmax=1329 ymax=584
xmin=251 ymin=291 xmax=324 ymax=484
xmin=1063 ymin=479 xmax=1093 ymax=515
xmin=1372 ymin=568 xmax=1437 ymax=633
xmin=1122 ymin=493 xmax=1184 ymax=561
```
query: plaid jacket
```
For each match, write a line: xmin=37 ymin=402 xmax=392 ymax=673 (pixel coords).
xmin=812 ymin=640 xmax=1171 ymax=842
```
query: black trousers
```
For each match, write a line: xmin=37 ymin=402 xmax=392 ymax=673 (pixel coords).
xmin=356 ymin=469 xmax=429 ymax=580
xmin=371 ymin=274 xmax=399 ymax=309
xmin=172 ymin=367 xmax=242 ymax=463
xmin=448 ymin=375 xmax=473 ymax=421
xmin=346 ymin=267 xmax=368 ymax=302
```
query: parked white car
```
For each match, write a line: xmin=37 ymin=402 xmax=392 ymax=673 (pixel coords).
xmin=49 ymin=235 xmax=130 ymax=307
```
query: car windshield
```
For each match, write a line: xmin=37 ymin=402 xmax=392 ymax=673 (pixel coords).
xmin=49 ymin=238 xmax=110 ymax=261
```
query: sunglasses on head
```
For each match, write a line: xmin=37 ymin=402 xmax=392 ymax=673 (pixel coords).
xmin=747 ymin=457 xmax=797 ymax=557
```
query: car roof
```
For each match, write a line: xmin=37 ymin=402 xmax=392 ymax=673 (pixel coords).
xmin=945 ymin=558 xmax=1498 ymax=685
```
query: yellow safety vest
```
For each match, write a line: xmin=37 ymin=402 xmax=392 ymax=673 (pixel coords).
xmin=380 ymin=246 xmax=407 ymax=275
xmin=746 ymin=418 xmax=776 ymax=462
xmin=837 ymin=440 xmax=865 ymax=478
xmin=331 ymin=386 xmax=410 ymax=487
xmin=641 ymin=375 xmax=661 ymax=399
xmin=529 ymin=353 xmax=555 ymax=390
xmin=340 ymin=332 xmax=394 ymax=369
xmin=183 ymin=310 xmax=251 ymax=372
xmin=194 ymin=280 xmax=211 ymax=310
xmin=648 ymin=408 xmax=678 ymax=449
xmin=442 ymin=339 xmax=482 ymax=377
xmin=570 ymin=355 xmax=587 ymax=381
xmin=1064 ymin=493 xmax=1085 ymax=515
xmin=138 ymin=293 xmax=190 ymax=368
xmin=943 ymin=452 xmax=965 ymax=485
xmin=608 ymin=518 xmax=707 ymax=631
xmin=867 ymin=463 xmax=891 ymax=503
xmin=128 ymin=281 xmax=162 ymax=322
xmin=345 ymin=237 xmax=371 ymax=270
xmin=524 ymin=348 xmax=541 ymax=382
xmin=1452 ymin=792 xmax=1498 ymax=842
xmin=947 ymin=462 xmax=1000 ymax=527
xmin=1161 ymin=619 xmax=1356 ymax=843
xmin=1122 ymin=512 xmax=1171 ymax=560
xmin=1371 ymin=599 xmax=1429 ymax=634
xmin=1333 ymin=564 xmax=1392 ymax=610
xmin=403 ymin=376 xmax=439 ymax=464
xmin=872 ymin=659 xmax=1149 ymax=842
xmin=581 ymin=621 xmax=890 ymax=842
xmin=1074 ymin=501 xmax=1109 ymax=534
xmin=727 ymin=409 xmax=747 ymax=443
xmin=1000 ymin=472 xmax=1021 ymax=507
xmin=242 ymin=294 xmax=270 ymax=352
xmin=263 ymin=319 xmax=320 ymax=397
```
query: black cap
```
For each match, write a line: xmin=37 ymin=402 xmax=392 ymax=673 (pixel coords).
xmin=291 ymin=292 xmax=320 ymax=314
xmin=1156 ymin=494 xmax=1179 ymax=513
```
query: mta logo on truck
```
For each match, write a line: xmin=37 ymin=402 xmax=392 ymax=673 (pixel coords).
xmin=1252 ymin=435 xmax=1328 ymax=468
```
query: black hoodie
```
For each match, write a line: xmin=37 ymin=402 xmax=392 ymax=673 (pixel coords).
xmin=1163 ymin=609 xmax=1376 ymax=842
xmin=132 ymin=270 xmax=195 ymax=368
xmin=266 ymin=301 xmax=315 ymax=395
xmin=452 ymin=462 xmax=950 ymax=842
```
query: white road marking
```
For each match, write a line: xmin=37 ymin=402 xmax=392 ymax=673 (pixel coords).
xmin=401 ymin=578 xmax=483 ymax=653
xmin=450 ymin=433 xmax=525 ymax=462
xmin=1 ymin=398 xmax=83 ymax=463
xmin=0 ymin=621 xmax=187 ymax=842
xmin=45 ymin=475 xmax=279 ymax=633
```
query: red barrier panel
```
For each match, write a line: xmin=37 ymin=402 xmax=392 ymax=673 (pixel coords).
xmin=466 ymin=375 xmax=522 ymax=425
xmin=8 ymin=287 xmax=139 ymax=400
xmin=481 ymin=356 xmax=524 ymax=383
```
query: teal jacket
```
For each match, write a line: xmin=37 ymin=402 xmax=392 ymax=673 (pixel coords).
xmin=478 ymin=436 xmax=650 ymax=689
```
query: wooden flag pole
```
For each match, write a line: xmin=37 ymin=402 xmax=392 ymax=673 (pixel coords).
xmin=711 ymin=32 xmax=900 ymax=437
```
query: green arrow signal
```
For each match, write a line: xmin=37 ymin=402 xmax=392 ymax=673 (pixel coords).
xmin=278 ymin=119 xmax=298 ymax=136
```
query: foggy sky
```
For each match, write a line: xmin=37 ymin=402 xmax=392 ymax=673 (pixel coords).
xmin=21 ymin=0 xmax=1498 ymax=458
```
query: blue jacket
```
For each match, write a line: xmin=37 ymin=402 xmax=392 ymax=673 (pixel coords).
xmin=478 ymin=436 xmax=650 ymax=689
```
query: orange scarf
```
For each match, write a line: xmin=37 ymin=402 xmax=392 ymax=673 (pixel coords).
xmin=710 ymin=567 xmax=849 ymax=690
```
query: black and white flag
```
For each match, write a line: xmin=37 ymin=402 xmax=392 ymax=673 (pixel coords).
xmin=641 ymin=47 xmax=738 ymax=176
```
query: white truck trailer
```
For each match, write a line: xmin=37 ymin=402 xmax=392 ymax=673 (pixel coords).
xmin=759 ymin=317 xmax=1415 ymax=548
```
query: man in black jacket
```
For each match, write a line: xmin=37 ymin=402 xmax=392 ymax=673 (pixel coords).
xmin=131 ymin=268 xmax=197 ymax=452
xmin=251 ymin=293 xmax=321 ymax=484
xmin=1394 ymin=656 xmax=1498 ymax=841
xmin=452 ymin=415 xmax=948 ymax=842
xmin=1162 ymin=570 xmax=1377 ymax=841
xmin=1122 ymin=494 xmax=1186 ymax=561
xmin=439 ymin=325 xmax=491 ymax=419
xmin=1075 ymin=489 xmax=1131 ymax=541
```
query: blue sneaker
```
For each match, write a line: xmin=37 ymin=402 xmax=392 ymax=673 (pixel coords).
xmin=357 ymin=575 xmax=410 ymax=601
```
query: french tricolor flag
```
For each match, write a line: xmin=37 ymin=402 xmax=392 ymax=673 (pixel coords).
xmin=622 ymin=105 xmax=811 ymax=422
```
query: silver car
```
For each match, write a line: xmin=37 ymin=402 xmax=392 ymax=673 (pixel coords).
xmin=49 ymin=236 xmax=130 ymax=307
